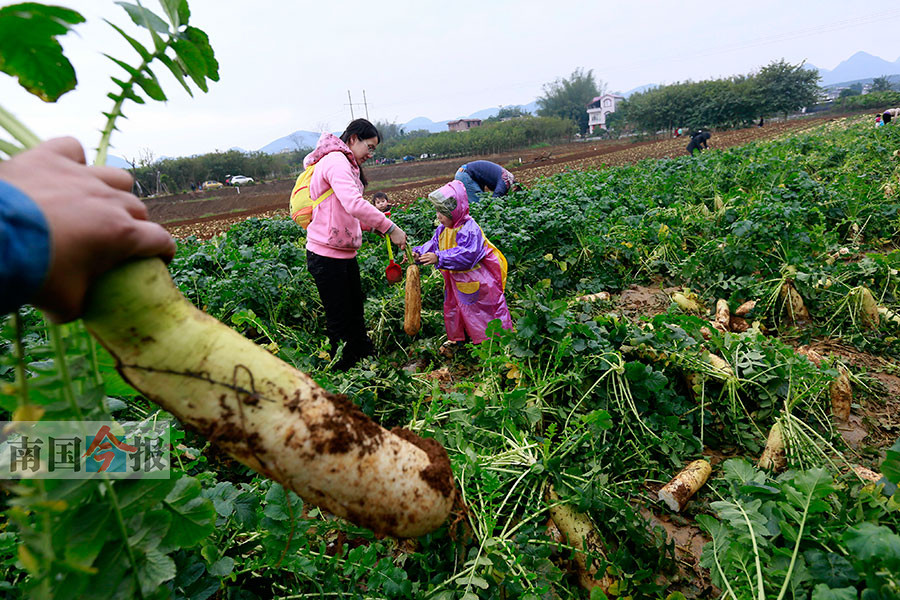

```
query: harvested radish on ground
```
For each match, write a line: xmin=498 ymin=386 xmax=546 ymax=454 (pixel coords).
xmin=672 ymin=291 xmax=702 ymax=313
xmin=734 ymin=299 xmax=756 ymax=317
xmin=879 ymin=306 xmax=900 ymax=325
xmin=574 ymin=291 xmax=611 ymax=303
xmin=546 ymin=487 xmax=615 ymax=593
xmin=658 ymin=459 xmax=711 ymax=512
xmin=84 ymin=258 xmax=455 ymax=538
xmin=706 ymin=353 xmax=733 ymax=377
xmin=404 ymin=263 xmax=421 ymax=336
xmin=796 ymin=346 xmax=852 ymax=421
xmin=780 ymin=281 xmax=811 ymax=324
xmin=758 ymin=421 xmax=787 ymax=472
xmin=830 ymin=367 xmax=852 ymax=421
xmin=852 ymin=286 xmax=880 ymax=329
xmin=851 ymin=465 xmax=882 ymax=483
xmin=715 ymin=299 xmax=730 ymax=330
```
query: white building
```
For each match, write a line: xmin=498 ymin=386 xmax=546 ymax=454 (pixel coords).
xmin=586 ymin=94 xmax=624 ymax=133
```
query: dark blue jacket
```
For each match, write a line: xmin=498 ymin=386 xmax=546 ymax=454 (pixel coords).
xmin=462 ymin=160 xmax=509 ymax=197
xmin=0 ymin=181 xmax=50 ymax=315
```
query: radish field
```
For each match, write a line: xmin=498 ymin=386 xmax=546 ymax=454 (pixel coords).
xmin=2 ymin=116 xmax=900 ymax=599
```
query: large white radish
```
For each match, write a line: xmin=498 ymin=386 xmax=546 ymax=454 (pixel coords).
xmin=83 ymin=258 xmax=455 ymax=538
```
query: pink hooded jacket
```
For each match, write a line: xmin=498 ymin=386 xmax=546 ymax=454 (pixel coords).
xmin=303 ymin=133 xmax=393 ymax=259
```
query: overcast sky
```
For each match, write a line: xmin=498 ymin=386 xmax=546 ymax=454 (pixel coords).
xmin=1 ymin=0 xmax=899 ymax=161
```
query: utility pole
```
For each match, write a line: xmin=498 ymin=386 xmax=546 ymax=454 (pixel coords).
xmin=362 ymin=89 xmax=369 ymax=120
xmin=347 ymin=90 xmax=354 ymax=120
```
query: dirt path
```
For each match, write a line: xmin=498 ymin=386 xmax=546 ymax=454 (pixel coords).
xmin=161 ymin=117 xmax=832 ymax=240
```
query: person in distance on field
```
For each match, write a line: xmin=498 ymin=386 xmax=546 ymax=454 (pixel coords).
xmin=303 ymin=118 xmax=408 ymax=371
xmin=686 ymin=130 xmax=711 ymax=156
xmin=412 ymin=180 xmax=512 ymax=354
xmin=0 ymin=137 xmax=176 ymax=321
xmin=454 ymin=160 xmax=518 ymax=204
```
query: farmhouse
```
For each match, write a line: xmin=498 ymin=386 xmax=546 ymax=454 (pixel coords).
xmin=448 ymin=118 xmax=482 ymax=132
xmin=586 ymin=93 xmax=624 ymax=133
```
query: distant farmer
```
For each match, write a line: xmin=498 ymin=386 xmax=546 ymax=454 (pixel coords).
xmin=454 ymin=160 xmax=517 ymax=204
xmin=686 ymin=130 xmax=711 ymax=156
xmin=883 ymin=110 xmax=893 ymax=125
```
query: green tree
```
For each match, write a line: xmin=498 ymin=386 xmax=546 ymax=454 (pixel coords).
xmin=839 ymin=87 xmax=861 ymax=98
xmin=754 ymin=59 xmax=821 ymax=119
xmin=484 ymin=105 xmax=529 ymax=123
xmin=871 ymin=75 xmax=894 ymax=93
xmin=536 ymin=68 xmax=603 ymax=134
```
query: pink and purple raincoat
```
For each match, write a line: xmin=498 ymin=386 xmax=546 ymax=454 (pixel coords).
xmin=413 ymin=180 xmax=513 ymax=343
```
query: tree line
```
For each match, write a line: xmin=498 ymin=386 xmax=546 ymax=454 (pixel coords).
xmin=610 ymin=60 xmax=821 ymax=135
xmin=129 ymin=148 xmax=309 ymax=195
xmin=377 ymin=116 xmax=575 ymax=159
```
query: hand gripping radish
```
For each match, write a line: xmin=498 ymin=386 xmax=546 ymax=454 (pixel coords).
xmin=83 ymin=258 xmax=455 ymax=538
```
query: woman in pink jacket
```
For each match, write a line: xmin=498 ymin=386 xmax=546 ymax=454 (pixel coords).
xmin=304 ymin=119 xmax=407 ymax=370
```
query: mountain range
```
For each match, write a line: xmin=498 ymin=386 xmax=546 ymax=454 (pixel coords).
xmin=806 ymin=51 xmax=900 ymax=87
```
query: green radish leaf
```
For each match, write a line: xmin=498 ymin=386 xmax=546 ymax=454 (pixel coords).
xmin=882 ymin=437 xmax=900 ymax=485
xmin=106 ymin=21 xmax=152 ymax=61
xmin=116 ymin=478 xmax=177 ymax=517
xmin=207 ymin=556 xmax=234 ymax=577
xmin=136 ymin=547 xmax=176 ymax=595
xmin=63 ymin=503 xmax=113 ymax=567
xmin=127 ymin=509 xmax=173 ymax=553
xmin=135 ymin=71 xmax=167 ymax=102
xmin=810 ymin=584 xmax=858 ymax=600
xmin=804 ymin=549 xmax=859 ymax=588
xmin=184 ymin=26 xmax=219 ymax=81
xmin=115 ymin=1 xmax=169 ymax=33
xmin=172 ymin=38 xmax=209 ymax=91
xmin=0 ymin=3 xmax=85 ymax=101
xmin=160 ymin=0 xmax=189 ymax=28
xmin=162 ymin=475 xmax=216 ymax=548
xmin=232 ymin=492 xmax=259 ymax=528
xmin=157 ymin=53 xmax=193 ymax=96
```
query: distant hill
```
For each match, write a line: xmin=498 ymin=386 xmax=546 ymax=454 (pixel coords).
xmin=258 ymin=130 xmax=327 ymax=154
xmin=819 ymin=51 xmax=900 ymax=86
xmin=107 ymin=155 xmax=131 ymax=169
xmin=401 ymin=102 xmax=539 ymax=134
xmin=258 ymin=102 xmax=541 ymax=151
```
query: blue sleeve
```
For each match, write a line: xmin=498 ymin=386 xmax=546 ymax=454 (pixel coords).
xmin=493 ymin=179 xmax=508 ymax=197
xmin=0 ymin=181 xmax=51 ymax=315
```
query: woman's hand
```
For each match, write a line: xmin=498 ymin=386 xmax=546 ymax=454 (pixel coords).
xmin=416 ymin=252 xmax=438 ymax=266
xmin=389 ymin=225 xmax=407 ymax=249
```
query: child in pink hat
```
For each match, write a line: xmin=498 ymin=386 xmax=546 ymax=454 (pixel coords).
xmin=412 ymin=180 xmax=513 ymax=346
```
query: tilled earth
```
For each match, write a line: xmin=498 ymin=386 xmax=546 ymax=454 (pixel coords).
xmin=159 ymin=117 xmax=832 ymax=240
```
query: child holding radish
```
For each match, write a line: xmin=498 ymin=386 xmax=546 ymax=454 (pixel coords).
xmin=412 ymin=180 xmax=512 ymax=347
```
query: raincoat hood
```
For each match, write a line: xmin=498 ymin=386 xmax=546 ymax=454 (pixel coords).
xmin=303 ymin=133 xmax=360 ymax=172
xmin=428 ymin=180 xmax=470 ymax=227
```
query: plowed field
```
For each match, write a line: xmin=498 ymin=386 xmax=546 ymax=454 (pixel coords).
xmin=158 ymin=117 xmax=832 ymax=239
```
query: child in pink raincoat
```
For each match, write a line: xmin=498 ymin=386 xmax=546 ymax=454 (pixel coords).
xmin=412 ymin=180 xmax=513 ymax=345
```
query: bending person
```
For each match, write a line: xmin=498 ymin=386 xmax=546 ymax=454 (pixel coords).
xmin=303 ymin=119 xmax=408 ymax=370
xmin=0 ymin=137 xmax=175 ymax=321
xmin=454 ymin=160 xmax=517 ymax=204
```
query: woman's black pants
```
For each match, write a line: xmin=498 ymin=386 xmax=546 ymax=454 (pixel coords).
xmin=306 ymin=250 xmax=374 ymax=370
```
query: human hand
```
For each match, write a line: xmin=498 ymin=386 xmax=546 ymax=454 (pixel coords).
xmin=389 ymin=225 xmax=407 ymax=249
xmin=417 ymin=252 xmax=438 ymax=266
xmin=0 ymin=137 xmax=176 ymax=322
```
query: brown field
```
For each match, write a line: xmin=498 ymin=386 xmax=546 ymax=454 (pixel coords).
xmin=156 ymin=117 xmax=832 ymax=240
